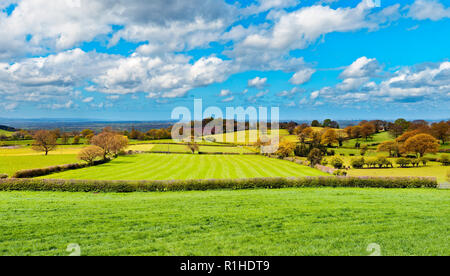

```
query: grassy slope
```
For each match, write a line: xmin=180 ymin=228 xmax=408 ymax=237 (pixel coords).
xmin=42 ymin=154 xmax=327 ymax=180
xmin=0 ymin=155 xmax=79 ymax=176
xmin=0 ymin=129 xmax=13 ymax=137
xmin=0 ymin=188 xmax=448 ymax=256
xmin=343 ymin=132 xmax=393 ymax=148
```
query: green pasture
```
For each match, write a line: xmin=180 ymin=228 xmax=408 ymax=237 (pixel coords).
xmin=41 ymin=154 xmax=327 ymax=180
xmin=342 ymin=132 xmax=393 ymax=148
xmin=0 ymin=155 xmax=79 ymax=176
xmin=0 ymin=188 xmax=448 ymax=256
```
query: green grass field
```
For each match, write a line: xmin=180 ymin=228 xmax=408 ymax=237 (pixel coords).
xmin=0 ymin=188 xmax=448 ymax=256
xmin=204 ymin=129 xmax=290 ymax=145
xmin=343 ymin=132 xmax=393 ymax=148
xmin=42 ymin=154 xmax=327 ymax=180
xmin=0 ymin=155 xmax=79 ymax=176
xmin=0 ymin=129 xmax=14 ymax=137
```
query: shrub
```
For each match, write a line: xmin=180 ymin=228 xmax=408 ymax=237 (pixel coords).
xmin=0 ymin=176 xmax=438 ymax=193
xmin=366 ymin=158 xmax=378 ymax=168
xmin=351 ymin=157 xmax=365 ymax=169
xmin=397 ymin=158 xmax=411 ymax=168
xmin=0 ymin=174 xmax=8 ymax=179
xmin=439 ymin=155 xmax=450 ymax=166
xmin=333 ymin=170 xmax=347 ymax=176
xmin=420 ymin=157 xmax=429 ymax=167
xmin=330 ymin=156 xmax=344 ymax=169
xmin=411 ymin=159 xmax=421 ymax=167
xmin=307 ymin=148 xmax=323 ymax=167
xmin=376 ymin=156 xmax=392 ymax=168
xmin=321 ymin=159 xmax=329 ymax=166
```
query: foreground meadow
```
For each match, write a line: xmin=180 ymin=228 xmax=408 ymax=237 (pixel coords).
xmin=0 ymin=188 xmax=448 ymax=256
xmin=41 ymin=154 xmax=327 ymax=180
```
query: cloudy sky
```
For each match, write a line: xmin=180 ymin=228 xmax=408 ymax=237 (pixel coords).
xmin=0 ymin=0 xmax=449 ymax=120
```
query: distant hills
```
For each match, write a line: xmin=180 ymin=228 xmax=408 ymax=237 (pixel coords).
xmin=0 ymin=125 xmax=17 ymax=132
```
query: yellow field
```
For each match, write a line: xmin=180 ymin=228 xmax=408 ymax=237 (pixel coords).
xmin=204 ymin=129 xmax=290 ymax=145
xmin=347 ymin=162 xmax=448 ymax=183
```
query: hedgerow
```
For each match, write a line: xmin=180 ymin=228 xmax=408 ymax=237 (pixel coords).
xmin=0 ymin=176 xmax=437 ymax=193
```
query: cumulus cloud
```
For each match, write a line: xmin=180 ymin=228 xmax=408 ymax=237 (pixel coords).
xmin=310 ymin=60 xmax=450 ymax=105
xmin=248 ymin=77 xmax=268 ymax=89
xmin=0 ymin=0 xmax=236 ymax=59
xmin=290 ymin=68 xmax=316 ymax=85
xmin=219 ymin=89 xmax=232 ymax=97
xmin=92 ymin=54 xmax=234 ymax=98
xmin=242 ymin=0 xmax=300 ymax=15
xmin=408 ymin=0 xmax=450 ymax=21
xmin=277 ymin=87 xmax=303 ymax=97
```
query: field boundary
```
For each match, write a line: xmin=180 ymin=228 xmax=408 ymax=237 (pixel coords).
xmin=0 ymin=176 xmax=438 ymax=193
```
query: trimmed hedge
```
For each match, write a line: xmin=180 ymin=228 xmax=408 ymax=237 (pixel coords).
xmin=12 ymin=159 xmax=110 ymax=179
xmin=0 ymin=176 xmax=437 ymax=193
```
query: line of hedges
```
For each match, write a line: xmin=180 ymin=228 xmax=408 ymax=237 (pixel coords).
xmin=12 ymin=159 xmax=110 ymax=179
xmin=0 ymin=176 xmax=437 ymax=193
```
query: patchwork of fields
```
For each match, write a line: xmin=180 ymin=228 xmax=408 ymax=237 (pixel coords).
xmin=0 ymin=188 xmax=448 ymax=256
xmin=41 ymin=154 xmax=328 ymax=180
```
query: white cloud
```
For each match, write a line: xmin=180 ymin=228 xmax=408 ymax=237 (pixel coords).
xmin=82 ymin=97 xmax=94 ymax=103
xmin=290 ymin=68 xmax=316 ymax=85
xmin=0 ymin=0 xmax=236 ymax=59
xmin=277 ymin=87 xmax=303 ymax=97
xmin=242 ymin=0 xmax=300 ymax=15
xmin=310 ymin=60 xmax=450 ymax=105
xmin=51 ymin=100 xmax=74 ymax=110
xmin=248 ymin=77 xmax=268 ymax=89
xmin=92 ymin=54 xmax=234 ymax=98
xmin=408 ymin=0 xmax=450 ymax=21
xmin=220 ymin=89 xmax=232 ymax=97
xmin=340 ymin=57 xmax=382 ymax=79
xmin=222 ymin=96 xmax=235 ymax=103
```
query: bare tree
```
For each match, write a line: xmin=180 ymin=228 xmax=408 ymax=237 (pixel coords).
xmin=91 ymin=132 xmax=129 ymax=160
xmin=78 ymin=146 xmax=104 ymax=165
xmin=32 ymin=130 xmax=57 ymax=155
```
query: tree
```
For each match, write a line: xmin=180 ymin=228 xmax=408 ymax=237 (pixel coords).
xmin=330 ymin=156 xmax=344 ymax=169
xmin=186 ymin=142 xmax=199 ymax=154
xmin=310 ymin=131 xmax=322 ymax=147
xmin=298 ymin=127 xmax=313 ymax=144
xmin=344 ymin=126 xmax=353 ymax=138
xmin=394 ymin=118 xmax=410 ymax=131
xmin=78 ymin=146 xmax=104 ymax=165
xmin=91 ymin=132 xmax=129 ymax=160
xmin=321 ymin=129 xmax=338 ymax=146
xmin=61 ymin=133 xmax=70 ymax=145
xmin=276 ymin=140 xmax=296 ymax=158
xmin=73 ymin=136 xmax=81 ymax=144
xmin=388 ymin=123 xmax=404 ymax=138
xmin=361 ymin=123 xmax=376 ymax=140
xmin=404 ymin=134 xmax=440 ymax=158
xmin=81 ymin=129 xmax=94 ymax=138
xmin=396 ymin=130 xmax=421 ymax=144
xmin=377 ymin=141 xmax=400 ymax=157
xmin=431 ymin=121 xmax=449 ymax=144
xmin=336 ymin=131 xmax=346 ymax=147
xmin=311 ymin=120 xmax=321 ymax=127
xmin=351 ymin=126 xmax=362 ymax=139
xmin=52 ymin=128 xmax=61 ymax=139
xmin=32 ymin=130 xmax=57 ymax=155
xmin=307 ymin=148 xmax=323 ymax=167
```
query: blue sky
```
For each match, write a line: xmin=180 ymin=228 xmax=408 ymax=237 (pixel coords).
xmin=0 ymin=0 xmax=449 ymax=121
